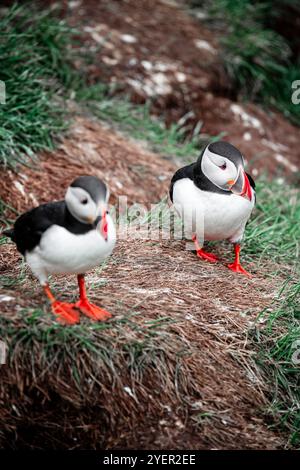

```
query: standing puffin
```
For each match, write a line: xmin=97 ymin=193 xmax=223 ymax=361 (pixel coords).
xmin=4 ymin=176 xmax=116 ymax=324
xmin=169 ymin=141 xmax=255 ymax=276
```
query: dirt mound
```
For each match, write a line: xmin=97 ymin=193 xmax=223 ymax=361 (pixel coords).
xmin=65 ymin=0 xmax=299 ymax=180
xmin=0 ymin=115 xmax=286 ymax=449
xmin=0 ymin=230 xmax=285 ymax=449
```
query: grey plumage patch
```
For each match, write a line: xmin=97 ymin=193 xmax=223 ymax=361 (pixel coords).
xmin=70 ymin=176 xmax=107 ymax=204
xmin=208 ymin=141 xmax=244 ymax=167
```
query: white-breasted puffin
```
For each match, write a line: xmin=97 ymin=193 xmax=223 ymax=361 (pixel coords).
xmin=4 ymin=176 xmax=116 ymax=324
xmin=169 ymin=141 xmax=255 ymax=276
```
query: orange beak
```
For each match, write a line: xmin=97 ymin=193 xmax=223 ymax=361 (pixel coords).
xmin=100 ymin=210 xmax=108 ymax=241
xmin=227 ymin=179 xmax=235 ymax=187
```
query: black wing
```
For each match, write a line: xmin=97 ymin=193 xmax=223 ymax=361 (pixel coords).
xmin=169 ymin=163 xmax=196 ymax=202
xmin=11 ymin=201 xmax=66 ymax=255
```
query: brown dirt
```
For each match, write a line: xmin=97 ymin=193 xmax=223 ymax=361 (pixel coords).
xmin=0 ymin=233 xmax=285 ymax=450
xmin=0 ymin=116 xmax=174 ymax=219
xmin=0 ymin=116 xmax=288 ymax=450
xmin=64 ymin=0 xmax=300 ymax=180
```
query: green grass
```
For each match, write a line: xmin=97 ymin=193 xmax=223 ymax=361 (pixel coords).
xmin=0 ymin=3 xmax=80 ymax=167
xmin=0 ymin=305 xmax=177 ymax=369
xmin=253 ymin=281 xmax=300 ymax=446
xmin=242 ymin=176 xmax=299 ymax=444
xmin=241 ymin=177 xmax=300 ymax=445
xmin=76 ymin=83 xmax=213 ymax=159
xmin=244 ymin=179 xmax=300 ymax=269
xmin=0 ymin=3 xmax=211 ymax=169
xmin=190 ymin=0 xmax=300 ymax=125
xmin=0 ymin=303 xmax=188 ymax=424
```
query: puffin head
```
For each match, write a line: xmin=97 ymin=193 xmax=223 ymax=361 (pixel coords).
xmin=65 ymin=175 xmax=109 ymax=240
xmin=200 ymin=141 xmax=252 ymax=200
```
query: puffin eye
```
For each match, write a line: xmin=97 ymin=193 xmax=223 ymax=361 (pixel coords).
xmin=220 ymin=163 xmax=227 ymax=170
xmin=81 ymin=198 xmax=88 ymax=205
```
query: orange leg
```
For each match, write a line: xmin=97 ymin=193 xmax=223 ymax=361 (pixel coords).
xmin=227 ymin=244 xmax=251 ymax=277
xmin=43 ymin=285 xmax=80 ymax=325
xmin=192 ymin=235 xmax=218 ymax=263
xmin=75 ymin=274 xmax=112 ymax=321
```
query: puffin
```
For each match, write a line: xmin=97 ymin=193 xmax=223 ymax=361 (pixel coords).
xmin=169 ymin=141 xmax=255 ymax=276
xmin=4 ymin=176 xmax=116 ymax=324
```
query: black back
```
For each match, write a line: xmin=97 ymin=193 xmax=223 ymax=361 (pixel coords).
xmin=7 ymin=201 xmax=100 ymax=255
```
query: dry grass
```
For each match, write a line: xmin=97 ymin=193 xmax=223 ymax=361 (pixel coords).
xmin=0 ymin=228 xmax=285 ymax=449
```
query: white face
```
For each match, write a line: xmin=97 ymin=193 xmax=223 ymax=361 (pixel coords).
xmin=201 ymin=146 xmax=239 ymax=191
xmin=65 ymin=186 xmax=106 ymax=224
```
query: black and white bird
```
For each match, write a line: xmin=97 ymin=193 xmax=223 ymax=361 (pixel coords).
xmin=4 ymin=176 xmax=116 ymax=324
xmin=169 ymin=141 xmax=255 ymax=276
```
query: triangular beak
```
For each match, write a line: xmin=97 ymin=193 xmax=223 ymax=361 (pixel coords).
xmin=231 ymin=168 xmax=252 ymax=201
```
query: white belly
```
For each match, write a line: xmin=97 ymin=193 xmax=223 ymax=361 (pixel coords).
xmin=172 ymin=178 xmax=254 ymax=242
xmin=26 ymin=215 xmax=116 ymax=283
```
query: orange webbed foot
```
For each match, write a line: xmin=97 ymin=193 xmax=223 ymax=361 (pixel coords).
xmin=75 ymin=299 xmax=112 ymax=321
xmin=227 ymin=262 xmax=252 ymax=277
xmin=197 ymin=249 xmax=219 ymax=263
xmin=51 ymin=301 xmax=80 ymax=325
xmin=192 ymin=235 xmax=219 ymax=264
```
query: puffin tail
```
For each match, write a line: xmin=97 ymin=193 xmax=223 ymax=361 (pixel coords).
xmin=2 ymin=228 xmax=15 ymax=241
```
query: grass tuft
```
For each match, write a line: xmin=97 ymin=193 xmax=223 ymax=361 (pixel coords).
xmin=0 ymin=303 xmax=192 ymax=448
xmin=244 ymin=179 xmax=300 ymax=269
xmin=253 ymin=281 xmax=300 ymax=446
xmin=0 ymin=4 xmax=79 ymax=167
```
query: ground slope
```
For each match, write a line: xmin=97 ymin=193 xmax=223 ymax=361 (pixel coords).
xmin=0 ymin=117 xmax=286 ymax=449
xmin=1 ymin=0 xmax=298 ymax=450
xmin=64 ymin=0 xmax=300 ymax=179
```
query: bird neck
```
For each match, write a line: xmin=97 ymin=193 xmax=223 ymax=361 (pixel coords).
xmin=64 ymin=205 xmax=94 ymax=232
